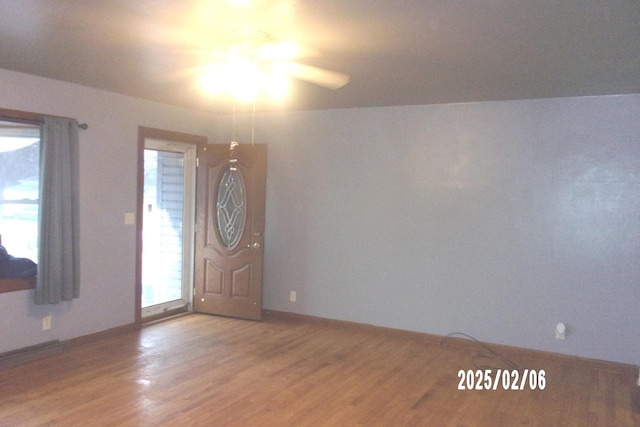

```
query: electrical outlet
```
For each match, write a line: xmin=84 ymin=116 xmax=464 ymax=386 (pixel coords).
xmin=42 ymin=315 xmax=51 ymax=331
xmin=555 ymin=322 xmax=566 ymax=340
xmin=289 ymin=291 xmax=296 ymax=302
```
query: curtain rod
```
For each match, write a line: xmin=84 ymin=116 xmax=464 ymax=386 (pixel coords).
xmin=0 ymin=110 xmax=88 ymax=130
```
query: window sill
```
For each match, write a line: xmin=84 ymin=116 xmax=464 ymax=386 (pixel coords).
xmin=0 ymin=277 xmax=36 ymax=293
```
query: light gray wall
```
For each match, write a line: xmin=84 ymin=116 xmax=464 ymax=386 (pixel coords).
xmin=0 ymin=69 xmax=215 ymax=353
xmin=1 ymin=67 xmax=638 ymax=367
xmin=258 ymin=95 xmax=640 ymax=366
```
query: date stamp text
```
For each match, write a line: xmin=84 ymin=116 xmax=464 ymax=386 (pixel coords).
xmin=457 ymin=369 xmax=546 ymax=391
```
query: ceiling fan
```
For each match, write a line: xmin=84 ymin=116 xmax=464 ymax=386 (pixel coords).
xmin=161 ymin=29 xmax=350 ymax=103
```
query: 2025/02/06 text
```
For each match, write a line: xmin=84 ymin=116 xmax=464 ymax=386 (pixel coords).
xmin=457 ymin=369 xmax=546 ymax=391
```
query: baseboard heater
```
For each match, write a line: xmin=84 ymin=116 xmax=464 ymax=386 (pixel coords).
xmin=0 ymin=340 xmax=63 ymax=370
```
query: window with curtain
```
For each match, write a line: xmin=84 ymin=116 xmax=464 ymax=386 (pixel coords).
xmin=0 ymin=110 xmax=82 ymax=304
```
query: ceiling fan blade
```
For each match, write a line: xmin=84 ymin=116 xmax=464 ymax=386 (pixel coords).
xmin=257 ymin=41 xmax=321 ymax=61
xmin=182 ymin=42 xmax=319 ymax=62
xmin=279 ymin=62 xmax=350 ymax=90
xmin=153 ymin=64 xmax=215 ymax=83
xmin=181 ymin=49 xmax=234 ymax=60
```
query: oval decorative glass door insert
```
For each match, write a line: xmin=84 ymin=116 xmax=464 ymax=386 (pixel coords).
xmin=216 ymin=167 xmax=247 ymax=249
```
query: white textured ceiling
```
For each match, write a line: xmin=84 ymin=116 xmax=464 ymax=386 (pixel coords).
xmin=1 ymin=0 xmax=639 ymax=112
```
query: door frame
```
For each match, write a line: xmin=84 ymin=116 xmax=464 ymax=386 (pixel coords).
xmin=135 ymin=127 xmax=207 ymax=325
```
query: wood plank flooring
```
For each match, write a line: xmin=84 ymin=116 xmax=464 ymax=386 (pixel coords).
xmin=0 ymin=312 xmax=638 ymax=426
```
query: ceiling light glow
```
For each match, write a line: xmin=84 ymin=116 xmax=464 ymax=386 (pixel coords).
xmin=263 ymin=68 xmax=289 ymax=99
xmin=199 ymin=56 xmax=290 ymax=102
xmin=200 ymin=67 xmax=226 ymax=95
xmin=259 ymin=41 xmax=299 ymax=61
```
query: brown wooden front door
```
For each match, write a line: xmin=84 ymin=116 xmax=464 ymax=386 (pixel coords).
xmin=194 ymin=143 xmax=266 ymax=320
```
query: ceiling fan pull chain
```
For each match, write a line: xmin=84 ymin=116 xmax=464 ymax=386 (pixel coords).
xmin=251 ymin=100 xmax=256 ymax=147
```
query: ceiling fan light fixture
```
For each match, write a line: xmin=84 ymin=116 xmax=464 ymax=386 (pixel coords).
xmin=259 ymin=40 xmax=299 ymax=61
xmin=263 ymin=69 xmax=289 ymax=99
xmin=228 ymin=61 xmax=262 ymax=102
xmin=200 ymin=67 xmax=226 ymax=95
xmin=199 ymin=57 xmax=290 ymax=102
xmin=188 ymin=26 xmax=348 ymax=102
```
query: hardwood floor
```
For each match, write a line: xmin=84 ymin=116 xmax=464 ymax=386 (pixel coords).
xmin=0 ymin=312 xmax=638 ymax=426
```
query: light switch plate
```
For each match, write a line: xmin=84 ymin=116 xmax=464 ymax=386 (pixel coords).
xmin=124 ymin=212 xmax=135 ymax=225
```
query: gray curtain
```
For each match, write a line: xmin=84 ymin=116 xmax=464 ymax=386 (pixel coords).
xmin=35 ymin=116 xmax=80 ymax=304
